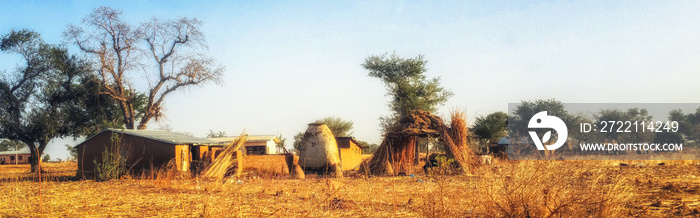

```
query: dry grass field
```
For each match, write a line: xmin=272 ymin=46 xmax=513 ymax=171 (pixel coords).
xmin=1 ymin=159 xmax=699 ymax=217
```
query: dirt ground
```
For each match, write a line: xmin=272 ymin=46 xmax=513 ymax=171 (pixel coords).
xmin=0 ymin=160 xmax=699 ymax=217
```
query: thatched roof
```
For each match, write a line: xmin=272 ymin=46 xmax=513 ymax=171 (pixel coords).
xmin=387 ymin=128 xmax=439 ymax=137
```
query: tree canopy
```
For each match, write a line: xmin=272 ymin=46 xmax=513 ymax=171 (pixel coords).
xmin=472 ymin=111 xmax=508 ymax=143
xmin=0 ymin=29 xmax=115 ymax=171
xmin=64 ymin=6 xmax=224 ymax=130
xmin=595 ymin=108 xmax=654 ymax=143
xmin=668 ymin=107 xmax=700 ymax=143
xmin=362 ymin=52 xmax=453 ymax=131
xmin=0 ymin=140 xmax=26 ymax=151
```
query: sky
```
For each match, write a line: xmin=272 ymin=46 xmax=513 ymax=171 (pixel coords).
xmin=1 ymin=0 xmax=699 ymax=160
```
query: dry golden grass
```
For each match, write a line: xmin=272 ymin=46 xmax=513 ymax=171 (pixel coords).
xmin=1 ymin=160 xmax=699 ymax=217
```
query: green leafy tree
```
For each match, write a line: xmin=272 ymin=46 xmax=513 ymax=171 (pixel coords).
xmin=0 ymin=140 xmax=26 ymax=151
xmin=42 ymin=154 xmax=50 ymax=163
xmin=357 ymin=140 xmax=380 ymax=154
xmin=206 ymin=130 xmax=227 ymax=138
xmin=65 ymin=144 xmax=78 ymax=161
xmin=362 ymin=52 xmax=453 ymax=131
xmin=654 ymin=131 xmax=683 ymax=144
xmin=318 ymin=117 xmax=354 ymax=137
xmin=596 ymin=108 xmax=654 ymax=143
xmin=292 ymin=132 xmax=304 ymax=154
xmin=472 ymin=112 xmax=508 ymax=144
xmin=64 ymin=6 xmax=224 ymax=130
xmin=0 ymin=29 xmax=116 ymax=172
xmin=669 ymin=108 xmax=700 ymax=144
xmin=510 ymin=99 xmax=574 ymax=139
xmin=509 ymin=99 xmax=582 ymax=154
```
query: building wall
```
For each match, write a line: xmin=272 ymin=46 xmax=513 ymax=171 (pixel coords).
xmin=337 ymin=139 xmax=364 ymax=171
xmin=242 ymin=154 xmax=291 ymax=176
xmin=77 ymin=131 xmax=178 ymax=177
xmin=242 ymin=141 xmax=278 ymax=155
xmin=0 ymin=154 xmax=31 ymax=164
xmin=266 ymin=140 xmax=277 ymax=155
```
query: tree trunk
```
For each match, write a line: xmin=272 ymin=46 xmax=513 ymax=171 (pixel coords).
xmin=26 ymin=141 xmax=47 ymax=173
xmin=118 ymin=100 xmax=135 ymax=129
xmin=137 ymin=122 xmax=148 ymax=130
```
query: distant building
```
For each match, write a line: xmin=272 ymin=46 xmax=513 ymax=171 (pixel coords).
xmin=207 ymin=135 xmax=281 ymax=155
xmin=335 ymin=137 xmax=369 ymax=171
xmin=480 ymin=137 xmax=510 ymax=154
xmin=75 ymin=129 xmax=223 ymax=177
xmin=0 ymin=149 xmax=31 ymax=165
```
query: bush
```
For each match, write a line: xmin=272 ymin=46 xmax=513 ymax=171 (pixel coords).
xmin=480 ymin=161 xmax=633 ymax=217
xmin=93 ymin=133 xmax=128 ymax=181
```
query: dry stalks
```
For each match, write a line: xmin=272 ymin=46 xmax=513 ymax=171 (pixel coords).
xmin=2 ymin=158 xmax=699 ymax=217
xmin=478 ymin=160 xmax=634 ymax=217
xmin=201 ymin=133 xmax=247 ymax=180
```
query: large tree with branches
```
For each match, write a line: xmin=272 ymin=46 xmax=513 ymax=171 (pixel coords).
xmin=1 ymin=29 xmax=115 ymax=172
xmin=64 ymin=6 xmax=224 ymax=129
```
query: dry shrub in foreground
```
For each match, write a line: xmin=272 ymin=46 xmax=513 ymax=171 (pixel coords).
xmin=478 ymin=160 xmax=634 ymax=217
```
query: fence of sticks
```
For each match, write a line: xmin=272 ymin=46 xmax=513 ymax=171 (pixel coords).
xmin=367 ymin=110 xmax=479 ymax=175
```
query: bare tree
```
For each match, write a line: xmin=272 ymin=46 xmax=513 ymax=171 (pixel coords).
xmin=138 ymin=17 xmax=223 ymax=129
xmin=64 ymin=7 xmax=224 ymax=129
xmin=64 ymin=7 xmax=140 ymax=129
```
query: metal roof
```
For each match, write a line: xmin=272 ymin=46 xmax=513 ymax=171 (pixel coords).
xmin=0 ymin=148 xmax=30 ymax=155
xmin=77 ymin=128 xmax=221 ymax=147
xmin=497 ymin=137 xmax=510 ymax=145
xmin=207 ymin=135 xmax=280 ymax=143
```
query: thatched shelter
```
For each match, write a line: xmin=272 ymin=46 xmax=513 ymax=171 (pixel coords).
xmin=367 ymin=110 xmax=479 ymax=175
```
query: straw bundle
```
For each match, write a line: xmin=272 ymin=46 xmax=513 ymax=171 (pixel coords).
xmin=450 ymin=109 xmax=468 ymax=149
xmin=426 ymin=114 xmax=478 ymax=174
xmin=201 ymin=133 xmax=248 ymax=180
xmin=368 ymin=137 xmax=409 ymax=175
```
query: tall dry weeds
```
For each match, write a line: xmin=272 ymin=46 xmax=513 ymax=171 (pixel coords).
xmin=478 ymin=160 xmax=634 ymax=217
xmin=449 ymin=109 xmax=468 ymax=149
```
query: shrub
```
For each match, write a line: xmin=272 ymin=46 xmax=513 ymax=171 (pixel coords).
xmin=93 ymin=133 xmax=128 ymax=181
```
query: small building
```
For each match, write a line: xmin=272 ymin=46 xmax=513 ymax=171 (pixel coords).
xmin=335 ymin=137 xmax=369 ymax=171
xmin=207 ymin=135 xmax=281 ymax=155
xmin=0 ymin=149 xmax=31 ymax=165
xmin=75 ymin=129 xmax=222 ymax=177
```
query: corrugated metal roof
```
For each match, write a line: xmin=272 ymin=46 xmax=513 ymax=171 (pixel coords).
xmin=207 ymin=135 xmax=279 ymax=143
xmin=497 ymin=137 xmax=510 ymax=145
xmin=0 ymin=148 xmax=30 ymax=155
xmin=77 ymin=128 xmax=221 ymax=147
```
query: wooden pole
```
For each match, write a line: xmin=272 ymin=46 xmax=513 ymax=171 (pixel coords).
xmin=236 ymin=150 xmax=243 ymax=177
xmin=414 ymin=136 xmax=420 ymax=165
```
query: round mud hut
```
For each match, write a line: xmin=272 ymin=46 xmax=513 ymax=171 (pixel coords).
xmin=298 ymin=122 xmax=342 ymax=174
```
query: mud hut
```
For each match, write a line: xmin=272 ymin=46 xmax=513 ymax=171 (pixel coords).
xmin=298 ymin=122 xmax=342 ymax=176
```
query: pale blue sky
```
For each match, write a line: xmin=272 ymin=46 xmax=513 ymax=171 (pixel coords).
xmin=2 ymin=1 xmax=699 ymax=160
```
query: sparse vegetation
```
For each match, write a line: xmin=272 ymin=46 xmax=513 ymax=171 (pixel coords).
xmin=1 ymin=159 xmax=699 ymax=217
xmin=92 ymin=133 xmax=128 ymax=181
